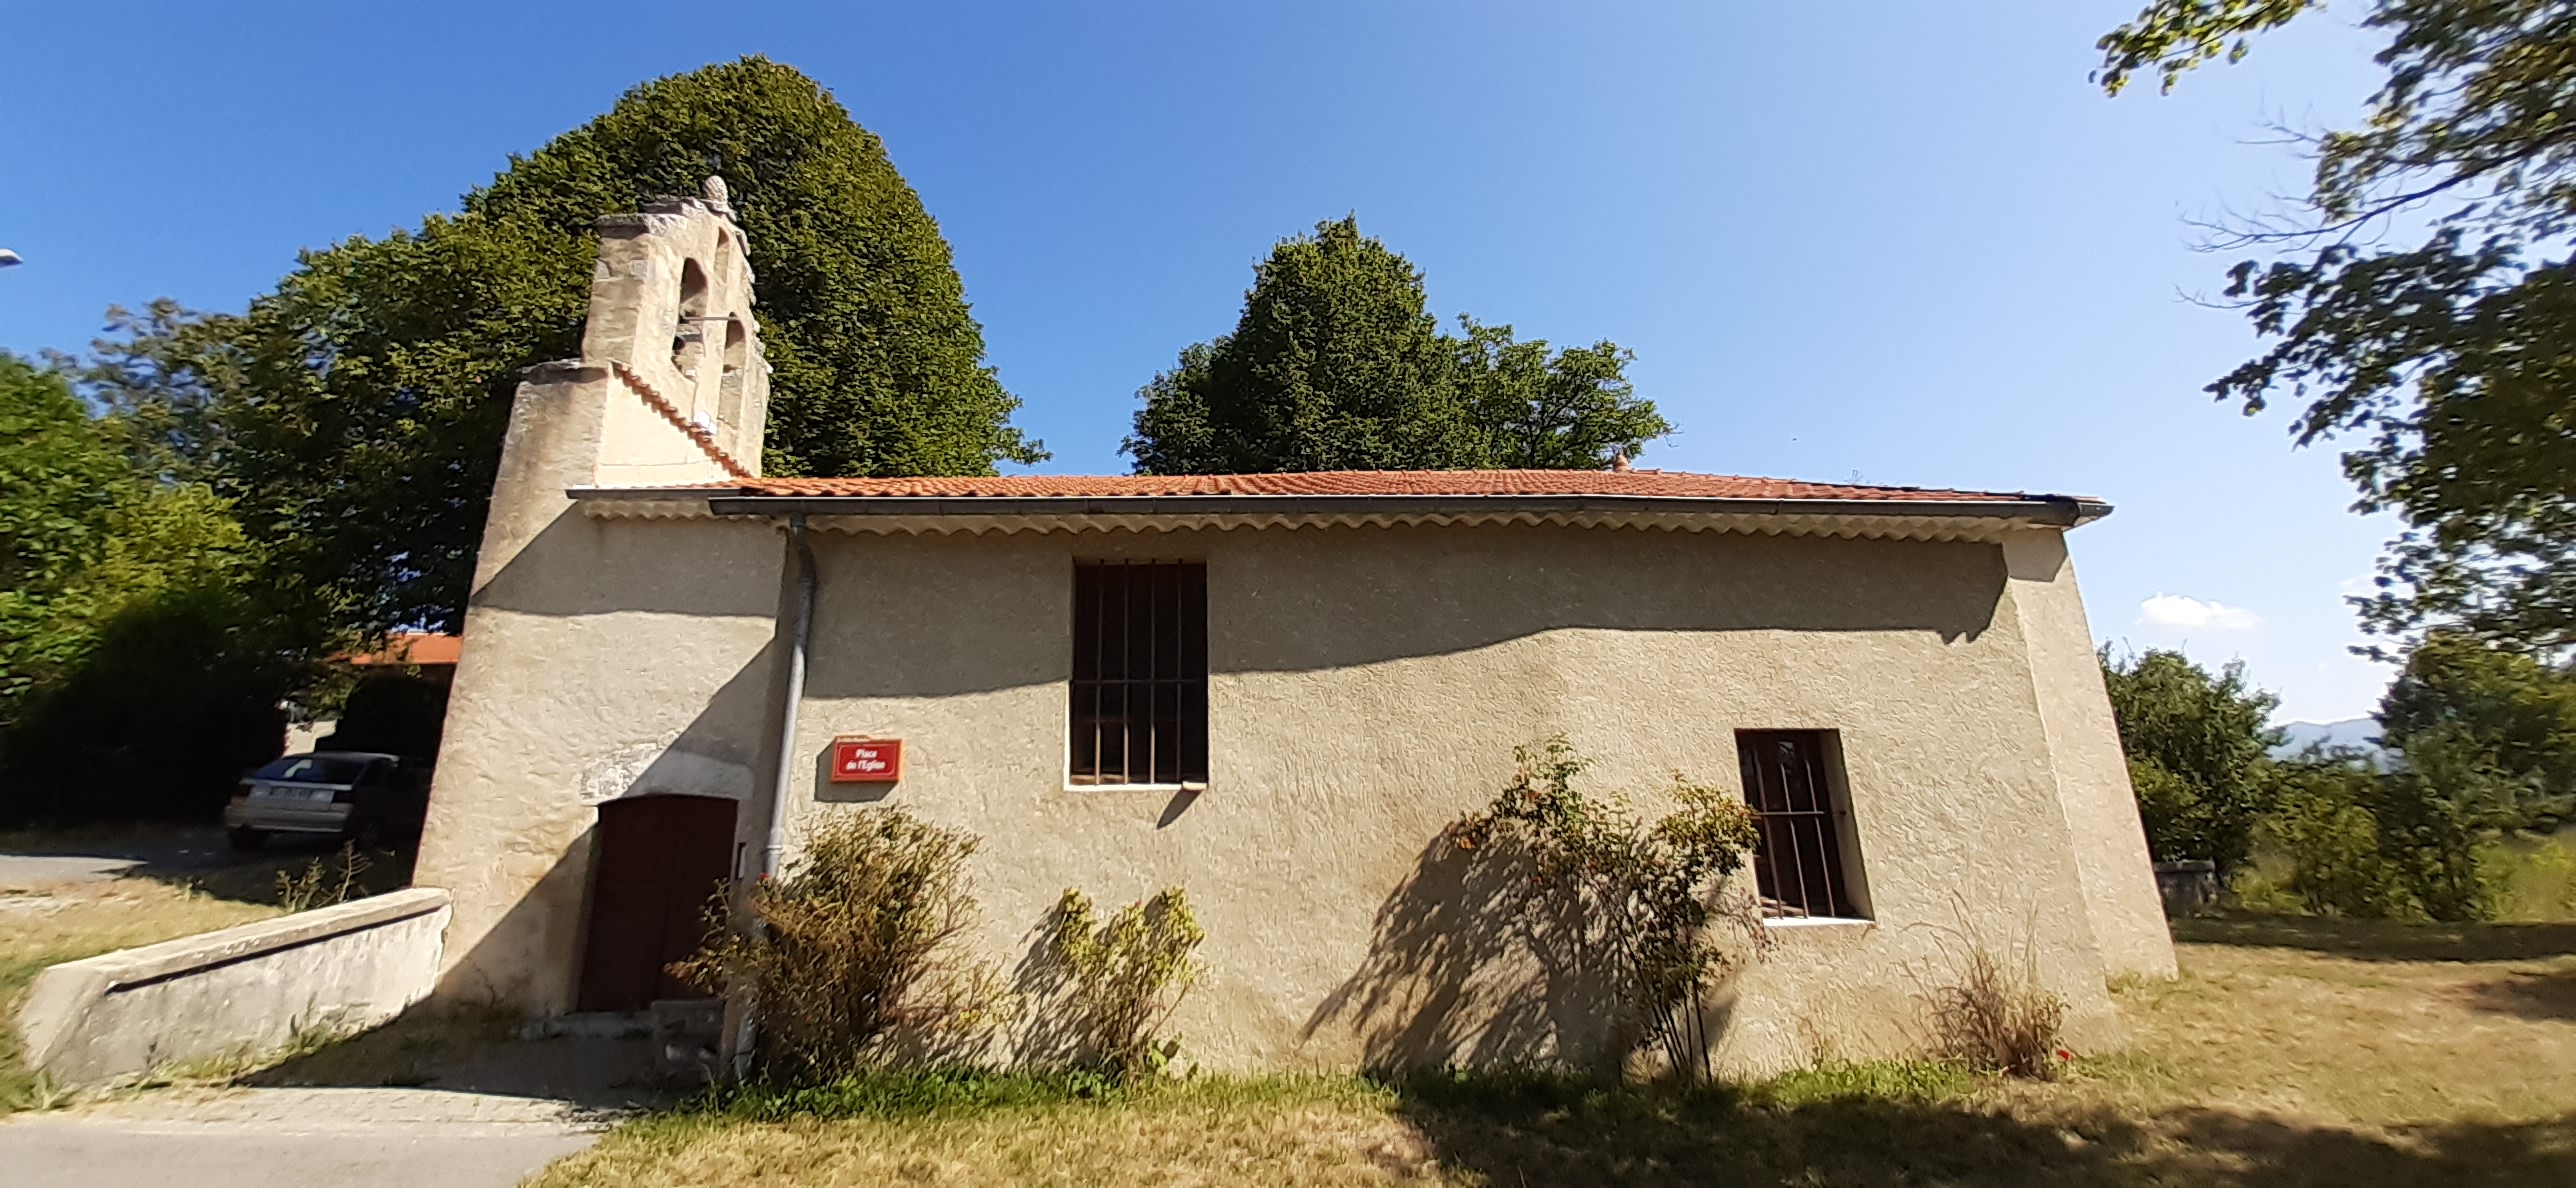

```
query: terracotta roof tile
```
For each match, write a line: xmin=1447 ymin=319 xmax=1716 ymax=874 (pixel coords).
xmin=675 ymin=470 xmax=2058 ymax=503
xmin=348 ymin=632 xmax=463 ymax=667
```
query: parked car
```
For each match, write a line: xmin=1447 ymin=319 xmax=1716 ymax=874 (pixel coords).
xmin=224 ymin=751 xmax=432 ymax=851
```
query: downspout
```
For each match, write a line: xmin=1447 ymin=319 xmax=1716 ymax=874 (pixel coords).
xmin=765 ymin=511 xmax=818 ymax=877
xmin=730 ymin=511 xmax=815 ymax=1077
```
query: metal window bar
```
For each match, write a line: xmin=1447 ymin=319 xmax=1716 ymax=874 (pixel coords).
xmin=1070 ymin=562 xmax=1208 ymax=785
xmin=1736 ymin=730 xmax=1857 ymax=919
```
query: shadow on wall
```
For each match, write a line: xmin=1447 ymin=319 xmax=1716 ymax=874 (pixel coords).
xmin=1009 ymin=896 xmax=1090 ymax=1071
xmin=791 ymin=524 xmax=2012 ymax=703
xmin=427 ymin=642 xmax=786 ymax=1012
xmin=472 ymin=509 xmax=782 ymax=623
xmin=433 ymin=829 xmax=599 ymax=1010
xmin=1304 ymin=827 xmax=1670 ymax=1077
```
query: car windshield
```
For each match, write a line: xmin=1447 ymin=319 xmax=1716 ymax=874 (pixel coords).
xmin=251 ymin=756 xmax=370 ymax=785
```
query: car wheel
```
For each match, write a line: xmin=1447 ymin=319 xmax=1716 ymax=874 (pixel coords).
xmin=227 ymin=826 xmax=267 ymax=852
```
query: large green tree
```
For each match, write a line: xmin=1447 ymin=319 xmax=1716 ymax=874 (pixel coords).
xmin=88 ymin=56 xmax=1041 ymax=636
xmin=2100 ymin=2 xmax=2576 ymax=652
xmin=1127 ymin=217 xmax=1671 ymax=474
xmin=2379 ymin=632 xmax=2576 ymax=827
xmin=2102 ymin=647 xmax=2285 ymax=875
xmin=0 ymin=353 xmax=303 ymax=824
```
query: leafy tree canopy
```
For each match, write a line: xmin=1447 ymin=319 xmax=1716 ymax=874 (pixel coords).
xmin=2379 ymin=632 xmax=2576 ymax=827
xmin=2100 ymin=1 xmax=2576 ymax=651
xmin=83 ymin=57 xmax=1041 ymax=636
xmin=0 ymin=353 xmax=304 ymax=824
xmin=2103 ymin=647 xmax=2285 ymax=874
xmin=1127 ymin=217 xmax=1672 ymax=474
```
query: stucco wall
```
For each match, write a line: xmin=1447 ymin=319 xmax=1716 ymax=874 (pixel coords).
xmin=2003 ymin=530 xmax=2177 ymax=980
xmin=414 ymin=505 xmax=781 ymax=1010
xmin=417 ymin=502 xmax=2173 ymax=1073
xmin=763 ymin=523 xmax=2155 ymax=1073
xmin=16 ymin=889 xmax=450 ymax=1086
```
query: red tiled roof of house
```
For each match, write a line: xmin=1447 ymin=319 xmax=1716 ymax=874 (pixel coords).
xmin=349 ymin=632 xmax=463 ymax=667
xmin=677 ymin=470 xmax=2062 ymax=504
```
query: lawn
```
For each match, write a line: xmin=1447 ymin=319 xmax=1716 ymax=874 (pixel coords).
xmin=533 ymin=917 xmax=2576 ymax=1187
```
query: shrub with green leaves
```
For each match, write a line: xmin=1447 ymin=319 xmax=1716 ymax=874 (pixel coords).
xmin=2260 ymin=760 xmax=2404 ymax=918
xmin=2256 ymin=750 xmax=2499 ymax=923
xmin=2101 ymin=648 xmax=2283 ymax=878
xmin=1033 ymin=887 xmax=1206 ymax=1081
xmin=0 ymin=353 xmax=308 ymax=825
xmin=1452 ymin=737 xmax=1760 ymax=1080
xmin=675 ymin=809 xmax=1003 ymax=1085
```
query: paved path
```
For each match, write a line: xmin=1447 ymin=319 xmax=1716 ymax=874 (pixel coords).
xmin=0 ymin=852 xmax=143 ymax=889
xmin=0 ymin=1087 xmax=607 ymax=1188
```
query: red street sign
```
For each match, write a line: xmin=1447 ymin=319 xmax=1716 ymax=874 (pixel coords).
xmin=829 ymin=737 xmax=903 ymax=783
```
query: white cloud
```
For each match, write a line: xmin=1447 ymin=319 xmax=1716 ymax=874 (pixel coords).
xmin=2138 ymin=593 xmax=2260 ymax=632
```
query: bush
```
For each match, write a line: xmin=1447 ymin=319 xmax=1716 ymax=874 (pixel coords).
xmin=2370 ymin=766 xmax=2496 ymax=923
xmin=2262 ymin=761 xmax=2404 ymax=918
xmin=318 ymin=673 xmax=450 ymax=759
xmin=1452 ymin=737 xmax=1761 ymax=1080
xmin=1921 ymin=927 xmax=2067 ymax=1080
xmin=275 ymin=845 xmax=371 ymax=912
xmin=2100 ymin=648 xmax=2282 ymax=878
xmin=0 ymin=353 xmax=313 ymax=826
xmin=1030 ymin=887 xmax=1206 ymax=1081
xmin=674 ymin=809 xmax=1003 ymax=1085
xmin=2254 ymin=752 xmax=2497 ymax=923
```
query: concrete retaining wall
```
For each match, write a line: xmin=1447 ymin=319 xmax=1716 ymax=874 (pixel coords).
xmin=14 ymin=887 xmax=451 ymax=1085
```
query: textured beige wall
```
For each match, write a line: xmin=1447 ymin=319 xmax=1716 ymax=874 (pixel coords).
xmin=765 ymin=521 xmax=2147 ymax=1073
xmin=412 ymin=507 xmax=781 ymax=1010
xmin=2002 ymin=530 xmax=2177 ymax=980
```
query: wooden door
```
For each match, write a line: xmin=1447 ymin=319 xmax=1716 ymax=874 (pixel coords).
xmin=576 ymin=793 xmax=737 ymax=1012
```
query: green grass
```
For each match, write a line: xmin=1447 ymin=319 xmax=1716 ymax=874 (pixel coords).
xmin=676 ymin=1059 xmax=1984 ymax=1127
xmin=2494 ymin=830 xmax=2576 ymax=922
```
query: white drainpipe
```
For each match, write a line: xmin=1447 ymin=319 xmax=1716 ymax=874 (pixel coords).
xmin=765 ymin=512 xmax=818 ymax=878
xmin=729 ymin=511 xmax=817 ymax=1076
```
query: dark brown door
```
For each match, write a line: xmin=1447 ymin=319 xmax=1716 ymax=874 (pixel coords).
xmin=577 ymin=793 xmax=737 ymax=1012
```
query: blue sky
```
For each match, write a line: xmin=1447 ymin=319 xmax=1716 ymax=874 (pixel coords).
xmin=1 ymin=2 xmax=2396 ymax=722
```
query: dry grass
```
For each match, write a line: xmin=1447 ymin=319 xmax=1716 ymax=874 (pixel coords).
xmin=1 ymin=870 xmax=282 ymax=1110
xmin=536 ymin=918 xmax=2576 ymax=1187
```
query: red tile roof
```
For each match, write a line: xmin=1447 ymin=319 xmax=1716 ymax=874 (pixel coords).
xmin=348 ymin=632 xmax=463 ymax=667
xmin=684 ymin=470 xmax=2058 ymax=504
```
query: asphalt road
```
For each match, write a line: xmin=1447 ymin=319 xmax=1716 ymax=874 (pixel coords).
xmin=0 ymin=1087 xmax=604 ymax=1188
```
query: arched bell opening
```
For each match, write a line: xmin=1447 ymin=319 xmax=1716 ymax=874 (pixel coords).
xmin=671 ymin=258 xmax=711 ymax=380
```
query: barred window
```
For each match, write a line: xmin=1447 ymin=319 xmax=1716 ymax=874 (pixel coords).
xmin=1736 ymin=730 xmax=1865 ymax=919
xmin=1070 ymin=562 xmax=1208 ymax=786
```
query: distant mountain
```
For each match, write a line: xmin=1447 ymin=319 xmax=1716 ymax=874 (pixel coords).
xmin=2274 ymin=717 xmax=2386 ymax=760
